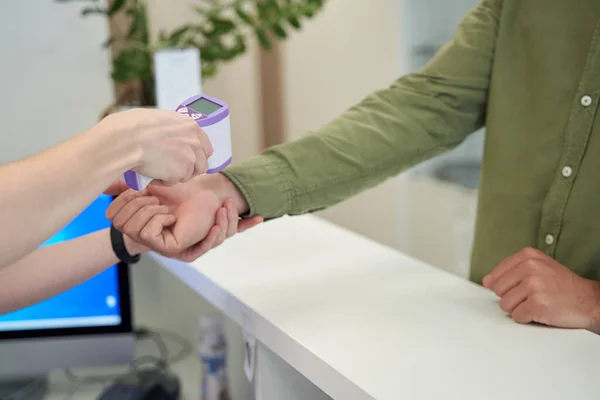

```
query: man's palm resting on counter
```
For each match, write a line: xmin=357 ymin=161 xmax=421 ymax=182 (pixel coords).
xmin=107 ymin=0 xmax=600 ymax=333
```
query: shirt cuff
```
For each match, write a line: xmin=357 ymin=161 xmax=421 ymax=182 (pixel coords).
xmin=221 ymin=153 xmax=293 ymax=218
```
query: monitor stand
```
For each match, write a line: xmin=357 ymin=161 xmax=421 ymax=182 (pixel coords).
xmin=0 ymin=377 xmax=48 ymax=400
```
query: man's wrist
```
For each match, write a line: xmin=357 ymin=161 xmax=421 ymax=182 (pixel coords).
xmin=206 ymin=173 xmax=249 ymax=215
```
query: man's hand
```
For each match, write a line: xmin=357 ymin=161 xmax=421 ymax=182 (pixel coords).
xmin=106 ymin=175 xmax=262 ymax=262
xmin=483 ymin=247 xmax=600 ymax=333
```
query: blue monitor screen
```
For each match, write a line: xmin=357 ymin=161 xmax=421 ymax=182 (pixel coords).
xmin=0 ymin=195 xmax=123 ymax=332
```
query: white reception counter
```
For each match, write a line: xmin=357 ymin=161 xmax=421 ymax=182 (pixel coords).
xmin=151 ymin=215 xmax=600 ymax=400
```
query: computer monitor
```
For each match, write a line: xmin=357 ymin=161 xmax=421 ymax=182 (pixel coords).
xmin=0 ymin=194 xmax=135 ymax=379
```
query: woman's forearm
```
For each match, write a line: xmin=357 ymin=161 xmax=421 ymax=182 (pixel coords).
xmin=1 ymin=107 xmax=214 ymax=269
xmin=0 ymin=126 xmax=140 ymax=269
xmin=0 ymin=229 xmax=146 ymax=315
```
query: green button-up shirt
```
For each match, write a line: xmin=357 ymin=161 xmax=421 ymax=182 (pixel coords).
xmin=223 ymin=0 xmax=600 ymax=284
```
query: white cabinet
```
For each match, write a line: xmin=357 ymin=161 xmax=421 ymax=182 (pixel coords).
xmin=408 ymin=176 xmax=478 ymax=279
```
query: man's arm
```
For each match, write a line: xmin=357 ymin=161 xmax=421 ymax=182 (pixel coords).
xmin=0 ymin=229 xmax=146 ymax=315
xmin=104 ymin=0 xmax=503 ymax=261
xmin=220 ymin=0 xmax=503 ymax=218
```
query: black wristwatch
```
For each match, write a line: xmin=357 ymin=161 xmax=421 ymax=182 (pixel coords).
xmin=110 ymin=225 xmax=141 ymax=264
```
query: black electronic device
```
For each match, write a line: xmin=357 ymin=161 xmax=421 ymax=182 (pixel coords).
xmin=97 ymin=368 xmax=180 ymax=400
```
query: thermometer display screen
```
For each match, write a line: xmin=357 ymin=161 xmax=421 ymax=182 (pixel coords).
xmin=188 ymin=98 xmax=222 ymax=115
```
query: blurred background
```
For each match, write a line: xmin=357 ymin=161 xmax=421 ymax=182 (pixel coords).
xmin=0 ymin=0 xmax=482 ymax=398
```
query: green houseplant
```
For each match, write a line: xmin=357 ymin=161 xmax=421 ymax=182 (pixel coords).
xmin=56 ymin=0 xmax=325 ymax=113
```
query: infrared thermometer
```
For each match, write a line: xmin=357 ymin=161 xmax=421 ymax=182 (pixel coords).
xmin=123 ymin=94 xmax=232 ymax=191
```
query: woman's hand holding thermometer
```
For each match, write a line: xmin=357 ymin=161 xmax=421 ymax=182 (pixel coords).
xmin=124 ymin=94 xmax=232 ymax=191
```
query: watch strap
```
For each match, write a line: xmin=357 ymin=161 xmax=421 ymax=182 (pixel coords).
xmin=110 ymin=225 xmax=141 ymax=264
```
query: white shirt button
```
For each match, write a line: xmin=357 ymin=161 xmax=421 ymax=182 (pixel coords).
xmin=581 ymin=95 xmax=593 ymax=107
xmin=562 ymin=166 xmax=573 ymax=178
xmin=545 ymin=234 xmax=555 ymax=245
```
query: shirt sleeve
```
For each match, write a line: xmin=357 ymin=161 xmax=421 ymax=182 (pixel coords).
xmin=222 ymin=0 xmax=503 ymax=218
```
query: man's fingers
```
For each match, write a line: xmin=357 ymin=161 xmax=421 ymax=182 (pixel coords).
xmin=511 ymin=300 xmax=535 ymax=325
xmin=122 ymin=204 xmax=171 ymax=239
xmin=213 ymin=208 xmax=228 ymax=247
xmin=483 ymin=253 xmax=522 ymax=289
xmin=104 ymin=179 xmax=130 ymax=196
xmin=483 ymin=247 xmax=544 ymax=288
xmin=139 ymin=214 xmax=179 ymax=254
xmin=490 ymin=260 xmax=535 ymax=297
xmin=238 ymin=216 xmax=264 ymax=233
xmin=499 ymin=282 xmax=530 ymax=313
xmin=179 ymin=225 xmax=222 ymax=262
xmin=106 ymin=189 xmax=145 ymax=220
xmin=111 ymin=196 xmax=159 ymax=230
xmin=225 ymin=200 xmax=238 ymax=237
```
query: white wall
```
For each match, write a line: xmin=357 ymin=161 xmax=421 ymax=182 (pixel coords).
xmin=0 ymin=1 xmax=113 ymax=163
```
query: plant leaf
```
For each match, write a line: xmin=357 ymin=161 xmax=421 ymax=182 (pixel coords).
xmin=266 ymin=0 xmax=281 ymax=14
xmin=81 ymin=6 xmax=107 ymax=16
xmin=255 ymin=27 xmax=272 ymax=49
xmin=102 ymin=36 xmax=115 ymax=48
xmin=111 ymin=49 xmax=152 ymax=83
xmin=168 ymin=25 xmax=191 ymax=47
xmin=234 ymin=4 xmax=253 ymax=25
xmin=232 ymin=34 xmax=247 ymax=54
xmin=158 ymin=29 xmax=169 ymax=42
xmin=126 ymin=5 xmax=149 ymax=42
xmin=136 ymin=3 xmax=150 ymax=44
xmin=287 ymin=15 xmax=301 ymax=29
xmin=194 ymin=6 xmax=210 ymax=15
xmin=201 ymin=60 xmax=217 ymax=78
xmin=256 ymin=1 xmax=270 ymax=21
xmin=107 ymin=0 xmax=126 ymax=16
xmin=210 ymin=17 xmax=236 ymax=35
xmin=271 ymin=23 xmax=287 ymax=38
xmin=298 ymin=1 xmax=322 ymax=18
xmin=194 ymin=5 xmax=220 ymax=19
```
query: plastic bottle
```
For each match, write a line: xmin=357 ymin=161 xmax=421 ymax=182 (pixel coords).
xmin=198 ymin=315 xmax=231 ymax=400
